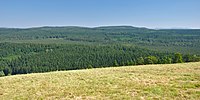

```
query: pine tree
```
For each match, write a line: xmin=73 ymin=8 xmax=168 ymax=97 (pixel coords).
xmin=0 ymin=71 xmax=5 ymax=77
xmin=3 ymin=67 xmax=12 ymax=76
xmin=114 ymin=60 xmax=119 ymax=66
xmin=174 ymin=53 xmax=183 ymax=63
xmin=137 ymin=57 xmax=144 ymax=65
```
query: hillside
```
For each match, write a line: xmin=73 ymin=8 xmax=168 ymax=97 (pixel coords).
xmin=0 ymin=62 xmax=200 ymax=99
xmin=0 ymin=26 xmax=200 ymax=76
xmin=0 ymin=26 xmax=200 ymax=54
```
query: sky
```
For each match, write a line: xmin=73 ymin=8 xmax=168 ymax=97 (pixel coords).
xmin=0 ymin=0 xmax=200 ymax=29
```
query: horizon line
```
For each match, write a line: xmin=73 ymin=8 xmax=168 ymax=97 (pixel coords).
xmin=0 ymin=25 xmax=199 ymax=30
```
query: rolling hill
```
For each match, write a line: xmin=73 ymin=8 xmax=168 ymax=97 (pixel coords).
xmin=0 ymin=26 xmax=200 ymax=54
xmin=0 ymin=62 xmax=200 ymax=99
xmin=0 ymin=26 xmax=200 ymax=76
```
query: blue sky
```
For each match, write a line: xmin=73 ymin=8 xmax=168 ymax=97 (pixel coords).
xmin=0 ymin=0 xmax=200 ymax=28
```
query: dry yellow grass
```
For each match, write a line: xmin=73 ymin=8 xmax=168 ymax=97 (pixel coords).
xmin=0 ymin=62 xmax=200 ymax=100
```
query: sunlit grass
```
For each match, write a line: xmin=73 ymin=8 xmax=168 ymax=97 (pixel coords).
xmin=0 ymin=62 xmax=200 ymax=99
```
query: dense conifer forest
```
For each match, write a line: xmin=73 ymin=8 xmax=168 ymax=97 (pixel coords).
xmin=0 ymin=26 xmax=200 ymax=76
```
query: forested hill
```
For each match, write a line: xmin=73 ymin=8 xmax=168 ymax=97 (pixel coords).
xmin=0 ymin=26 xmax=200 ymax=76
xmin=0 ymin=26 xmax=200 ymax=54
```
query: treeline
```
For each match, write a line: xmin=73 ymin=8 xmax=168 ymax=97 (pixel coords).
xmin=0 ymin=43 xmax=200 ymax=77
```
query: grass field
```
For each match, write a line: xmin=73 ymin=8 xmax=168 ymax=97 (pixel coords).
xmin=0 ymin=62 xmax=200 ymax=100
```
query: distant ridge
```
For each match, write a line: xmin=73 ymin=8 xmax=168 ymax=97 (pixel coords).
xmin=1 ymin=25 xmax=199 ymax=30
xmin=0 ymin=26 xmax=150 ymax=30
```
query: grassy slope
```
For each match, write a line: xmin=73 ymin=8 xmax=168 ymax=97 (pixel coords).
xmin=0 ymin=62 xmax=200 ymax=99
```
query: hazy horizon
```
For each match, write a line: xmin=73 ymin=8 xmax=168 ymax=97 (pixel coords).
xmin=1 ymin=25 xmax=200 ymax=30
